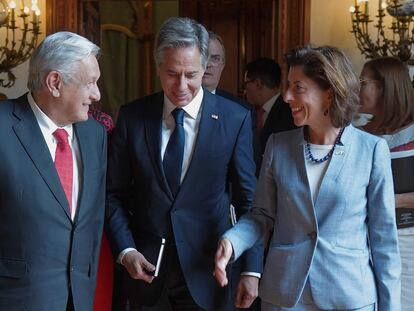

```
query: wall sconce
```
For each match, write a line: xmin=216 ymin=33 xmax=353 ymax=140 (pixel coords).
xmin=0 ymin=0 xmax=41 ymax=87
xmin=350 ymin=0 xmax=414 ymax=64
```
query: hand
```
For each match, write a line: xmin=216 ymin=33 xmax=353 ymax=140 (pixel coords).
xmin=214 ymin=238 xmax=233 ymax=287
xmin=235 ymin=275 xmax=259 ymax=308
xmin=121 ymin=250 xmax=155 ymax=283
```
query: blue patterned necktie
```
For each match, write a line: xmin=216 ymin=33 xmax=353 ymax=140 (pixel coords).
xmin=163 ymin=108 xmax=185 ymax=196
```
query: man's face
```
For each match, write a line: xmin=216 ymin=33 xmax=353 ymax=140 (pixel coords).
xmin=202 ymin=38 xmax=225 ymax=92
xmin=57 ymin=55 xmax=101 ymax=125
xmin=158 ymin=46 xmax=205 ymax=107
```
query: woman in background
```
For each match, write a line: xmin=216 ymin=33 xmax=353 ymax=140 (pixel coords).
xmin=214 ymin=46 xmax=401 ymax=310
xmin=359 ymin=56 xmax=414 ymax=311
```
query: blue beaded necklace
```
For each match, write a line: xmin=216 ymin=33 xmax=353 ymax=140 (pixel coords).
xmin=305 ymin=127 xmax=344 ymax=164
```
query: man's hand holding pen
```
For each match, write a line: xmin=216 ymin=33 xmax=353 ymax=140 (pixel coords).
xmin=121 ymin=250 xmax=155 ymax=283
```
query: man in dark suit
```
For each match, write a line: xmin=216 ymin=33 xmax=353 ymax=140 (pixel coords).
xmin=0 ymin=32 xmax=107 ymax=311
xmin=244 ymin=58 xmax=297 ymax=173
xmin=106 ymin=17 xmax=260 ymax=311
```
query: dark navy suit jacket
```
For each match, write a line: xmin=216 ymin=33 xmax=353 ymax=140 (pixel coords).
xmin=0 ymin=94 xmax=107 ymax=311
xmin=106 ymin=90 xmax=260 ymax=310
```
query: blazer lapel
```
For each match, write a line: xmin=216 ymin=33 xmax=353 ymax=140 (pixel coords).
xmin=12 ymin=96 xmax=72 ymax=220
xmin=292 ymin=130 xmax=317 ymax=221
xmin=314 ymin=126 xmax=351 ymax=208
xmin=144 ymin=92 xmax=172 ymax=199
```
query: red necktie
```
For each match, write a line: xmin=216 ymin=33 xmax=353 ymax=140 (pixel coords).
xmin=53 ymin=129 xmax=73 ymax=213
xmin=255 ymin=106 xmax=266 ymax=132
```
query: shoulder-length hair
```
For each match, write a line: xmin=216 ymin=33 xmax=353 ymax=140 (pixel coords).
xmin=285 ymin=45 xmax=360 ymax=128
xmin=363 ymin=57 xmax=414 ymax=133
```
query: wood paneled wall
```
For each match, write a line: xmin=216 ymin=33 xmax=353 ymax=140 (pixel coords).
xmin=47 ymin=0 xmax=310 ymax=97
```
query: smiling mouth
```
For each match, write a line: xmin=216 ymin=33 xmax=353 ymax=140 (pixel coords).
xmin=291 ymin=106 xmax=304 ymax=113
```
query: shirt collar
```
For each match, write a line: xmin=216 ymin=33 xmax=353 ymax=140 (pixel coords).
xmin=27 ymin=92 xmax=73 ymax=139
xmin=262 ymin=92 xmax=280 ymax=113
xmin=163 ymin=88 xmax=204 ymax=120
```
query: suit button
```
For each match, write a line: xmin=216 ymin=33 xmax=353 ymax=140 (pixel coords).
xmin=307 ymin=231 xmax=317 ymax=240
xmin=70 ymin=266 xmax=75 ymax=272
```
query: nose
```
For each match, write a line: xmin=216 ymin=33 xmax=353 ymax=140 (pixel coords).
xmin=206 ymin=61 xmax=213 ymax=70
xmin=283 ymin=88 xmax=293 ymax=103
xmin=90 ymin=83 xmax=101 ymax=102
xmin=177 ymin=75 xmax=187 ymax=91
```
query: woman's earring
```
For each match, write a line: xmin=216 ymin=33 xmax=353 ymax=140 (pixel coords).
xmin=323 ymin=109 xmax=329 ymax=116
xmin=52 ymin=89 xmax=60 ymax=97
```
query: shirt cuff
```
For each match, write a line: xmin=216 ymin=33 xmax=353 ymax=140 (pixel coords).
xmin=117 ymin=248 xmax=137 ymax=264
xmin=240 ymin=272 xmax=261 ymax=278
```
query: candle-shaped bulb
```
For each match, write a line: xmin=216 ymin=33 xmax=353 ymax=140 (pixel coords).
xmin=9 ymin=1 xmax=16 ymax=9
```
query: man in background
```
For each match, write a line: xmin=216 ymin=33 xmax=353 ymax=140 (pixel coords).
xmin=202 ymin=31 xmax=244 ymax=103
xmin=244 ymin=58 xmax=297 ymax=172
xmin=0 ymin=31 xmax=106 ymax=311
xmin=106 ymin=17 xmax=261 ymax=310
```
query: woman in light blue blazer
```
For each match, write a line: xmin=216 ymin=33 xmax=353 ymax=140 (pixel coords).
xmin=214 ymin=46 xmax=401 ymax=311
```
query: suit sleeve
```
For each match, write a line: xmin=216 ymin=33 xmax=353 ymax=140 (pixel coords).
xmin=367 ymin=139 xmax=401 ymax=311
xmin=228 ymin=110 xmax=264 ymax=273
xmin=105 ymin=106 xmax=137 ymax=257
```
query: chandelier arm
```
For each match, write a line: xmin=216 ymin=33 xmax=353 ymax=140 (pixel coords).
xmin=350 ymin=0 xmax=414 ymax=63
xmin=0 ymin=1 xmax=41 ymax=88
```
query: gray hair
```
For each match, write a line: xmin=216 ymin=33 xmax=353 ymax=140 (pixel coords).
xmin=27 ymin=31 xmax=100 ymax=91
xmin=154 ymin=17 xmax=209 ymax=69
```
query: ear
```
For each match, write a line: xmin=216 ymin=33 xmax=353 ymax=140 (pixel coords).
xmin=45 ymin=71 xmax=62 ymax=97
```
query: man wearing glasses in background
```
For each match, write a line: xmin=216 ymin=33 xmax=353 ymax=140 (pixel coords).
xmin=243 ymin=57 xmax=297 ymax=173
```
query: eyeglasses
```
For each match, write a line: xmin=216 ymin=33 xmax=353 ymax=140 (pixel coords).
xmin=208 ymin=54 xmax=224 ymax=65
xmin=359 ymin=78 xmax=380 ymax=87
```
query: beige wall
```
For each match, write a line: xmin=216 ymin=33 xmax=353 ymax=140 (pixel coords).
xmin=0 ymin=0 xmax=46 ymax=99
xmin=310 ymin=0 xmax=381 ymax=75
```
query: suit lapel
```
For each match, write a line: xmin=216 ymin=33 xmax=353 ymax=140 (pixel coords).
xmin=12 ymin=96 xmax=72 ymax=220
xmin=177 ymin=91 xmax=219 ymax=197
xmin=72 ymin=122 xmax=89 ymax=222
xmin=144 ymin=93 xmax=172 ymax=198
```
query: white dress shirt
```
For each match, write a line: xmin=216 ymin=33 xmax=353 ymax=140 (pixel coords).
xmin=261 ymin=92 xmax=280 ymax=124
xmin=28 ymin=93 xmax=81 ymax=220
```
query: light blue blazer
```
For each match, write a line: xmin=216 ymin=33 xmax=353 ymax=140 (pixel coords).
xmin=224 ymin=125 xmax=401 ymax=310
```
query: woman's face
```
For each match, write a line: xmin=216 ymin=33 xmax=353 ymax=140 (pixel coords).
xmin=359 ymin=66 xmax=383 ymax=115
xmin=284 ymin=65 xmax=332 ymax=128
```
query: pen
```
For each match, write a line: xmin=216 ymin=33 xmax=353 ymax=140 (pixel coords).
xmin=154 ymin=238 xmax=166 ymax=277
